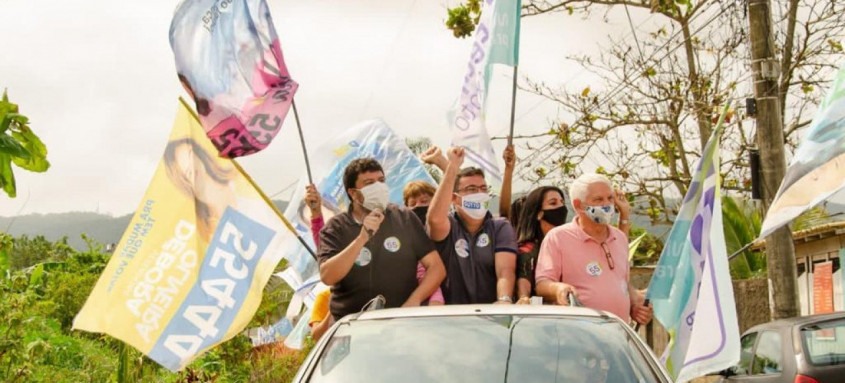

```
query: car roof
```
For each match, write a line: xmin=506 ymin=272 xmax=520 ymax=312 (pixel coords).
xmin=339 ymin=304 xmax=618 ymax=323
xmin=744 ymin=311 xmax=845 ymax=334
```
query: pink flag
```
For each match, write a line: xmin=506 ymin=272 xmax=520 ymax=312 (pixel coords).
xmin=170 ymin=0 xmax=298 ymax=158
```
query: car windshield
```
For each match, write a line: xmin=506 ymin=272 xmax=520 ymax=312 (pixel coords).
xmin=306 ymin=315 xmax=664 ymax=383
xmin=801 ymin=318 xmax=845 ymax=366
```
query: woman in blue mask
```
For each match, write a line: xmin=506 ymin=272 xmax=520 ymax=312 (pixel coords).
xmin=514 ymin=186 xmax=568 ymax=304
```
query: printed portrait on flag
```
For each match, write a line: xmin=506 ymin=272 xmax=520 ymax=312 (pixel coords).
xmin=74 ymin=100 xmax=290 ymax=371
xmin=170 ymin=0 xmax=298 ymax=158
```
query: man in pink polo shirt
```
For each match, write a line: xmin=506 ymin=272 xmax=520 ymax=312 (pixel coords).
xmin=535 ymin=173 xmax=652 ymax=325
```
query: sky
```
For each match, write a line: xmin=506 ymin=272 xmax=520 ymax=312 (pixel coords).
xmin=0 ymin=0 xmax=635 ymax=217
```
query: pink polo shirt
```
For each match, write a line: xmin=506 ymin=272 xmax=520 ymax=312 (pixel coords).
xmin=535 ymin=218 xmax=631 ymax=321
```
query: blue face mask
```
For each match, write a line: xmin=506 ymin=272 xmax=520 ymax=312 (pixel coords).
xmin=584 ymin=204 xmax=615 ymax=225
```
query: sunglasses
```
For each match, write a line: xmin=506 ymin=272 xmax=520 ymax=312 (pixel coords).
xmin=600 ymin=242 xmax=615 ymax=270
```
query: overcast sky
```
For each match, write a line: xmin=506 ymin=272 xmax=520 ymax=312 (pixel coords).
xmin=0 ymin=0 xmax=637 ymax=217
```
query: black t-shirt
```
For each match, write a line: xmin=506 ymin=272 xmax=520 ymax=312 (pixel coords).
xmin=318 ymin=204 xmax=436 ymax=319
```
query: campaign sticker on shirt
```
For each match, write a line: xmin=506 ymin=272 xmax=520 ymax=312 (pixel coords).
xmin=476 ymin=233 xmax=490 ymax=248
xmin=355 ymin=247 xmax=372 ymax=266
xmin=586 ymin=261 xmax=602 ymax=276
xmin=384 ymin=236 xmax=401 ymax=252
xmin=455 ymin=239 xmax=470 ymax=258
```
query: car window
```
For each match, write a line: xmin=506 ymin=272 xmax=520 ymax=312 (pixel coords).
xmin=801 ymin=318 xmax=845 ymax=366
xmin=751 ymin=331 xmax=783 ymax=375
xmin=305 ymin=315 xmax=666 ymax=383
xmin=732 ymin=332 xmax=757 ymax=375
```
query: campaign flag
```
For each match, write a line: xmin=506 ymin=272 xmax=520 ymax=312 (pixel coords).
xmin=647 ymin=105 xmax=740 ymax=382
xmin=170 ymin=0 xmax=298 ymax=158
xmin=759 ymin=62 xmax=845 ymax=238
xmin=73 ymin=100 xmax=290 ymax=371
xmin=451 ymin=0 xmax=521 ymax=183
xmin=484 ymin=0 xmax=521 ymax=91
xmin=276 ymin=119 xmax=435 ymax=292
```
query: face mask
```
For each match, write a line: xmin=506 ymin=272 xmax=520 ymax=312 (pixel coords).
xmin=584 ymin=204 xmax=615 ymax=225
xmin=411 ymin=205 xmax=428 ymax=224
xmin=459 ymin=193 xmax=490 ymax=220
xmin=541 ymin=206 xmax=567 ymax=226
xmin=358 ymin=182 xmax=389 ymax=211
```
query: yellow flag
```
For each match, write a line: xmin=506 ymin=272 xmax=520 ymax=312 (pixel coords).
xmin=73 ymin=100 xmax=289 ymax=371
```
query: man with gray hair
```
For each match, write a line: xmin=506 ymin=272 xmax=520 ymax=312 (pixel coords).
xmin=535 ymin=173 xmax=652 ymax=325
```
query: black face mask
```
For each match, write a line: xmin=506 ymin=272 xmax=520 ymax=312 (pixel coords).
xmin=541 ymin=206 xmax=568 ymax=227
xmin=412 ymin=205 xmax=429 ymax=224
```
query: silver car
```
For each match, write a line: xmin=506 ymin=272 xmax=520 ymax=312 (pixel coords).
xmin=292 ymin=305 xmax=673 ymax=382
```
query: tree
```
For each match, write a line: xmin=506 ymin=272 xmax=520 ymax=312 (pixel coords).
xmin=0 ymin=90 xmax=49 ymax=198
xmin=446 ymin=1 xmax=845 ymax=225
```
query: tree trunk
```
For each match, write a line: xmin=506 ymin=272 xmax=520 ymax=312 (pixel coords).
xmin=747 ymin=0 xmax=800 ymax=319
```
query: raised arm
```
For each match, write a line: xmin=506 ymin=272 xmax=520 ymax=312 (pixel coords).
xmin=420 ymin=146 xmax=449 ymax=173
xmin=426 ymin=147 xmax=464 ymax=241
xmin=499 ymin=143 xmax=515 ymax=218
xmin=614 ymin=188 xmax=631 ymax=237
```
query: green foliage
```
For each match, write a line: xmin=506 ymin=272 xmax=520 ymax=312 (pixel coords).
xmin=0 ymin=90 xmax=50 ymax=198
xmin=0 ymin=232 xmax=10 ymax=272
xmin=721 ymin=197 xmax=766 ymax=279
xmin=8 ymin=235 xmax=74 ymax=270
xmin=445 ymin=0 xmax=482 ymax=38
xmin=628 ymin=226 xmax=663 ymax=266
xmin=791 ymin=205 xmax=831 ymax=232
xmin=0 ymin=234 xmax=312 ymax=382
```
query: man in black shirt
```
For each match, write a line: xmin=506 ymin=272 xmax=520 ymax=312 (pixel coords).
xmin=318 ymin=158 xmax=445 ymax=320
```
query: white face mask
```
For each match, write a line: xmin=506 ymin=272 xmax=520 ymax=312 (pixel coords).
xmin=459 ymin=193 xmax=490 ymax=220
xmin=358 ymin=182 xmax=389 ymax=211
xmin=584 ymin=204 xmax=615 ymax=225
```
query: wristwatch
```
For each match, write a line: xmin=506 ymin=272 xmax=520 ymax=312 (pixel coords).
xmin=497 ymin=295 xmax=513 ymax=303
xmin=619 ymin=219 xmax=630 ymax=225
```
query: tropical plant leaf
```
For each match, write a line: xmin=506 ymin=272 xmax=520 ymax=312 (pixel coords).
xmin=29 ymin=263 xmax=45 ymax=286
xmin=628 ymin=232 xmax=647 ymax=262
xmin=0 ymin=153 xmax=16 ymax=197
xmin=10 ymin=128 xmax=49 ymax=172
xmin=0 ymin=134 xmax=30 ymax=159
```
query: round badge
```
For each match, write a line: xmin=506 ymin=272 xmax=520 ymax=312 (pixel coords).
xmin=476 ymin=233 xmax=490 ymax=248
xmin=586 ymin=261 xmax=602 ymax=276
xmin=355 ymin=247 xmax=372 ymax=266
xmin=384 ymin=236 xmax=401 ymax=252
xmin=455 ymin=239 xmax=470 ymax=258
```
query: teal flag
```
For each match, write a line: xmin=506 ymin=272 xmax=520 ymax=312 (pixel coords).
xmin=647 ymin=104 xmax=740 ymax=382
xmin=487 ymin=0 xmax=520 ymax=66
xmin=484 ymin=0 xmax=521 ymax=93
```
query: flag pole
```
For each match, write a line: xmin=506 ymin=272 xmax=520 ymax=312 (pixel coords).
xmin=508 ymin=65 xmax=518 ymax=146
xmin=179 ymin=97 xmax=318 ymax=260
xmin=291 ymin=99 xmax=313 ymax=185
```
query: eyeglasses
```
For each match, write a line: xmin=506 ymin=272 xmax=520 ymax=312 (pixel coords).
xmin=457 ymin=184 xmax=490 ymax=194
xmin=600 ymin=242 xmax=615 ymax=270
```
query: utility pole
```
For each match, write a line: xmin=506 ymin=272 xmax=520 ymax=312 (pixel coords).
xmin=747 ymin=0 xmax=800 ymax=319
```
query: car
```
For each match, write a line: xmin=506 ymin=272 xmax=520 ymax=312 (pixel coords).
xmin=292 ymin=304 xmax=673 ymax=383
xmin=714 ymin=311 xmax=845 ymax=383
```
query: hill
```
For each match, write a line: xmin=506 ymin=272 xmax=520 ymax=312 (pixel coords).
xmin=0 ymin=200 xmax=289 ymax=250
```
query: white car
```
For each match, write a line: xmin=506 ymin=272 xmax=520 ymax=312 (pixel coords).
xmin=293 ymin=304 xmax=673 ymax=382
